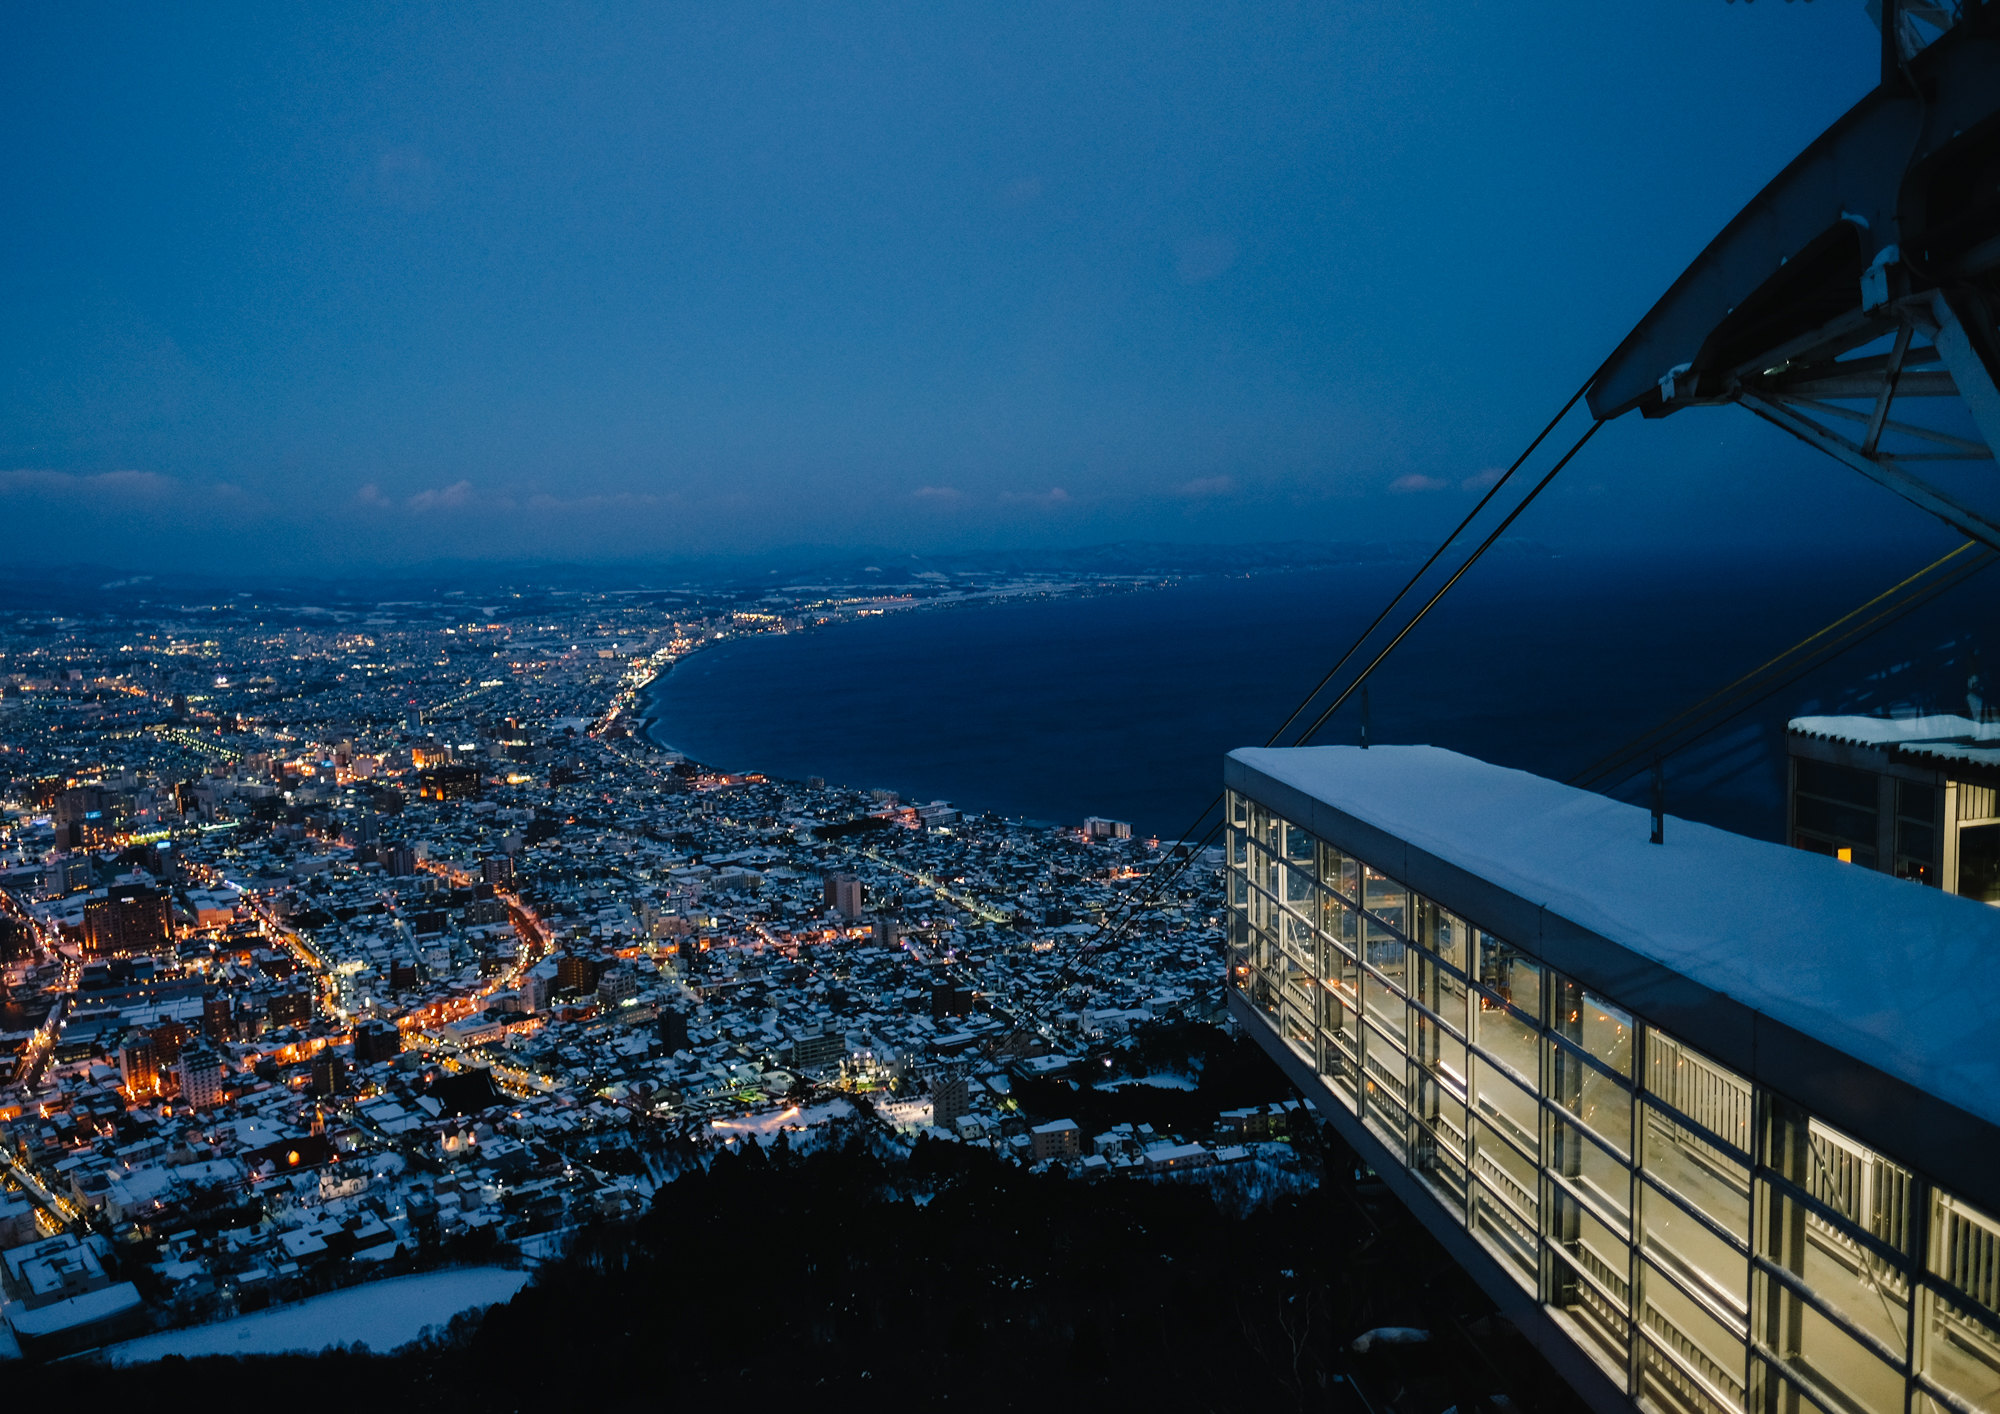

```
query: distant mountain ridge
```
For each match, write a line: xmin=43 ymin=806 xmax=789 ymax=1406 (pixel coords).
xmin=0 ymin=540 xmax=1560 ymax=612
xmin=0 ymin=539 xmax=1561 ymax=614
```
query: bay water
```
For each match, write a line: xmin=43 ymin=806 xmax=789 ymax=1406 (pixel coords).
xmin=643 ymin=549 xmax=1996 ymax=842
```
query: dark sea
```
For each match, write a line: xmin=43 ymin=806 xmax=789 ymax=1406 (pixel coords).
xmin=642 ymin=549 xmax=2000 ymax=843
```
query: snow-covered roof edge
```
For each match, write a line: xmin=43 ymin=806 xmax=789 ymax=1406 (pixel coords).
xmin=1225 ymin=745 xmax=2000 ymax=1195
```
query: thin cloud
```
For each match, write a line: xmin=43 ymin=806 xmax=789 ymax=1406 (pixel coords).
xmin=1000 ymin=486 xmax=1071 ymax=507
xmin=405 ymin=480 xmax=477 ymax=511
xmin=0 ymin=468 xmax=179 ymax=497
xmin=1462 ymin=467 xmax=1506 ymax=490
xmin=365 ymin=480 xmax=671 ymax=517
xmin=1176 ymin=475 xmax=1235 ymax=499
xmin=912 ymin=485 xmax=961 ymax=500
xmin=1388 ymin=473 xmax=1447 ymax=493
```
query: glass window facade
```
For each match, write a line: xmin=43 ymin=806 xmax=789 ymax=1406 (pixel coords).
xmin=1226 ymin=789 xmax=2000 ymax=1414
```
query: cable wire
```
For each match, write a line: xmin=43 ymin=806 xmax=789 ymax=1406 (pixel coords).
xmin=988 ymin=402 xmax=1607 ymax=1051
xmin=1291 ymin=417 xmax=1604 ymax=747
xmin=1261 ymin=376 xmax=1599 ymax=747
xmin=1571 ymin=540 xmax=1996 ymax=791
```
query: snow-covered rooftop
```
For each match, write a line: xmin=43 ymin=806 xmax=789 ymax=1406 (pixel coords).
xmin=1790 ymin=713 xmax=2000 ymax=770
xmin=1229 ymin=745 xmax=2000 ymax=1131
xmin=1789 ymin=712 xmax=2000 ymax=746
xmin=6 ymin=1280 xmax=143 ymax=1337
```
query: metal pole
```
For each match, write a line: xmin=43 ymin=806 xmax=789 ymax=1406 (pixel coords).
xmin=1650 ymin=760 xmax=1665 ymax=845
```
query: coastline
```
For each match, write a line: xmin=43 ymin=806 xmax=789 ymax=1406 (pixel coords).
xmin=634 ymin=574 xmax=1189 ymax=773
xmin=628 ymin=544 xmax=1554 ymax=781
xmin=621 ymin=547 xmax=1986 ymax=843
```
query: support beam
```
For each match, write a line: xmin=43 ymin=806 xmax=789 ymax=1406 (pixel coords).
xmin=1729 ymin=308 xmax=1891 ymax=385
xmin=1774 ymin=395 xmax=1992 ymax=456
xmin=1931 ymin=290 xmax=2000 ymax=462
xmin=1738 ymin=391 xmax=2000 ymax=551
xmin=1862 ymin=322 xmax=1913 ymax=456
xmin=1765 ymin=368 xmax=1956 ymax=400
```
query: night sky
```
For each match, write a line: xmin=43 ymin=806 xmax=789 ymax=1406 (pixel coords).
xmin=2 ymin=4 xmax=1910 ymax=571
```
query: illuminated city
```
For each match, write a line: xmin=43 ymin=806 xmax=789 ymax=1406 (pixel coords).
xmin=0 ymin=574 xmax=1252 ymax=1358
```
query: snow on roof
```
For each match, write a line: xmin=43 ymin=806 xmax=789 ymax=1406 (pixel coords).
xmin=1902 ymin=743 xmax=2000 ymax=770
xmin=1789 ymin=713 xmax=2000 ymax=747
xmin=1229 ymin=745 xmax=2000 ymax=1131
xmin=6 ymin=1280 xmax=142 ymax=1336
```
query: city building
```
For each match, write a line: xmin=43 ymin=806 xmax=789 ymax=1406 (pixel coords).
xmin=201 ymin=992 xmax=233 ymax=1041
xmin=596 ymin=965 xmax=638 ymax=1008
xmin=930 ymin=979 xmax=974 ymax=1021
xmin=149 ymin=1020 xmax=187 ymax=1068
xmin=522 ymin=959 xmax=560 ymax=1014
xmin=482 ymin=854 xmax=515 ymax=887
xmin=1083 ymin=816 xmax=1132 ymax=840
xmin=1787 ymin=714 xmax=2000 ymax=897
xmin=786 ymin=1030 xmax=843 ymax=1073
xmin=823 ymin=872 xmax=865 ymax=920
xmin=352 ymin=1019 xmax=402 ymax=1066
xmin=117 ymin=1036 xmax=159 ymax=1098
xmin=932 ymin=1074 xmax=971 ymax=1129
xmin=175 ymin=1042 xmax=225 ymax=1111
xmin=0 ymin=916 xmax=32 ymax=963
xmin=1029 ymin=1119 xmax=1080 ymax=1164
xmin=50 ymin=786 xmax=115 ymax=851
xmin=556 ymin=951 xmax=604 ymax=996
xmin=416 ymin=765 xmax=482 ymax=802
xmin=268 ymin=986 xmax=312 ymax=1026
xmin=310 ymin=1050 xmax=347 ymax=1097
xmin=1 ymin=1235 xmax=144 ymax=1357
xmin=82 ymin=884 xmax=170 ymax=958
xmin=1226 ymin=744 xmax=2000 ymax=1414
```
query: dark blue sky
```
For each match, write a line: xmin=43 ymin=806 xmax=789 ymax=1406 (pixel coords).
xmin=2 ymin=4 xmax=1912 ymax=571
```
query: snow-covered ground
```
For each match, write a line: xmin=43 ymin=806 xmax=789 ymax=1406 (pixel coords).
xmin=102 ymin=1266 xmax=530 ymax=1363
xmin=1152 ymin=1144 xmax=1317 ymax=1215
xmin=1097 ymin=1073 xmax=1197 ymax=1092
xmin=709 ymin=1098 xmax=855 ymax=1144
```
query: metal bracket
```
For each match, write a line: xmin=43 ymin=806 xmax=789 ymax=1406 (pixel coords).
xmin=1737 ymin=390 xmax=2000 ymax=552
xmin=1726 ymin=291 xmax=2000 ymax=549
xmin=1931 ymin=289 xmax=2000 ymax=463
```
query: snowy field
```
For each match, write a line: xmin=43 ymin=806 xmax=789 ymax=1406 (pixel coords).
xmin=1096 ymin=1073 xmax=1197 ymax=1091
xmin=102 ymin=1266 xmax=530 ymax=1363
xmin=709 ymin=1098 xmax=856 ymax=1144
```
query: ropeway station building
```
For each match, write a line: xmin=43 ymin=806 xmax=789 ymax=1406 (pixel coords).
xmin=1225 ymin=745 xmax=2000 ymax=1414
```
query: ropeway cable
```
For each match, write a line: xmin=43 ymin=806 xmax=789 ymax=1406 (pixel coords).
xmin=1046 ymin=390 xmax=1608 ymax=972
xmin=1570 ymin=539 xmax=1988 ymax=787
xmin=1288 ymin=416 xmax=1604 ymax=747
xmin=986 ymin=401 xmax=1606 ymax=1051
xmin=995 ymin=412 xmax=1609 ymax=1046
xmin=1261 ymin=376 xmax=1599 ymax=748
xmin=1569 ymin=539 xmax=1997 ymax=792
